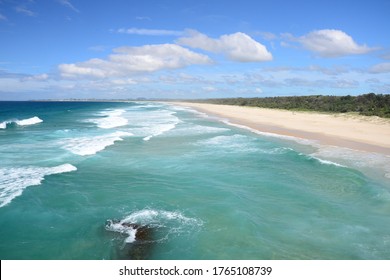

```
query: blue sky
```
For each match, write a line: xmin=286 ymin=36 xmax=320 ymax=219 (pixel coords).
xmin=0 ymin=0 xmax=389 ymax=100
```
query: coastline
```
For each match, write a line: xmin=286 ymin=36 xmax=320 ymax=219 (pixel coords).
xmin=171 ymin=102 xmax=390 ymax=155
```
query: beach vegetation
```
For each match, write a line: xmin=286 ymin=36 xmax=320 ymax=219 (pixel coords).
xmin=189 ymin=93 xmax=390 ymax=118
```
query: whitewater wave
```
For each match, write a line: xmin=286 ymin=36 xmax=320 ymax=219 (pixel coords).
xmin=312 ymin=157 xmax=347 ymax=167
xmin=215 ymin=116 xmax=389 ymax=179
xmin=105 ymin=220 xmax=138 ymax=243
xmin=143 ymin=123 xmax=178 ymax=141
xmin=167 ymin=124 xmax=230 ymax=137
xmin=222 ymin=120 xmax=317 ymax=146
xmin=311 ymin=146 xmax=390 ymax=179
xmin=62 ymin=131 xmax=133 ymax=156
xmin=88 ymin=109 xmax=128 ymax=129
xmin=196 ymin=134 xmax=259 ymax=153
xmin=0 ymin=116 xmax=43 ymax=129
xmin=302 ymin=153 xmax=347 ymax=167
xmin=126 ymin=109 xmax=181 ymax=141
xmin=0 ymin=163 xmax=77 ymax=208
xmin=196 ymin=134 xmax=293 ymax=156
xmin=105 ymin=209 xmax=203 ymax=243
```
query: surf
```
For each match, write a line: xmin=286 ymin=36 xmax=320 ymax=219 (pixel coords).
xmin=0 ymin=116 xmax=43 ymax=129
xmin=0 ymin=163 xmax=77 ymax=208
xmin=105 ymin=209 xmax=203 ymax=259
xmin=62 ymin=131 xmax=133 ymax=156
xmin=1 ymin=101 xmax=389 ymax=260
xmin=88 ymin=109 xmax=128 ymax=129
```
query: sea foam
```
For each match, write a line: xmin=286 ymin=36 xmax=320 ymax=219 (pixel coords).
xmin=141 ymin=111 xmax=181 ymax=141
xmin=167 ymin=124 xmax=230 ymax=137
xmin=0 ymin=163 xmax=77 ymax=208
xmin=63 ymin=131 xmax=133 ymax=156
xmin=0 ymin=116 xmax=43 ymax=129
xmin=301 ymin=153 xmax=347 ymax=167
xmin=125 ymin=109 xmax=181 ymax=141
xmin=143 ymin=122 xmax=178 ymax=141
xmin=105 ymin=220 xmax=137 ymax=243
xmin=106 ymin=209 xmax=203 ymax=243
xmin=88 ymin=109 xmax=128 ymax=129
xmin=311 ymin=146 xmax=390 ymax=179
xmin=196 ymin=134 xmax=259 ymax=153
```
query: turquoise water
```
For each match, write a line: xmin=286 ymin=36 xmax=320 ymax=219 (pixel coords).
xmin=0 ymin=101 xmax=389 ymax=260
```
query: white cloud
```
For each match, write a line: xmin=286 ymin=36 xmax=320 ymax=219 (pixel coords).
xmin=255 ymin=88 xmax=263 ymax=93
xmin=22 ymin=73 xmax=49 ymax=82
xmin=257 ymin=31 xmax=277 ymax=41
xmin=177 ymin=30 xmax=273 ymax=62
xmin=0 ymin=77 xmax=48 ymax=93
xmin=58 ymin=0 xmax=80 ymax=13
xmin=380 ymin=51 xmax=390 ymax=60
xmin=111 ymin=78 xmax=137 ymax=85
xmin=59 ymin=62 xmax=107 ymax=78
xmin=15 ymin=5 xmax=36 ymax=17
xmin=264 ymin=65 xmax=350 ymax=76
xmin=202 ymin=86 xmax=217 ymax=92
xmin=293 ymin=29 xmax=374 ymax=57
xmin=369 ymin=62 xmax=390 ymax=73
xmin=117 ymin=28 xmax=183 ymax=36
xmin=59 ymin=44 xmax=212 ymax=79
xmin=284 ymin=77 xmax=359 ymax=89
xmin=159 ymin=73 xmax=207 ymax=84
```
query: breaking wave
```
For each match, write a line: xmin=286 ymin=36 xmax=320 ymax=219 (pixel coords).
xmin=0 ymin=164 xmax=77 ymax=208
xmin=126 ymin=109 xmax=180 ymax=141
xmin=0 ymin=116 xmax=43 ymax=129
xmin=88 ymin=109 xmax=128 ymax=129
xmin=62 ymin=131 xmax=133 ymax=156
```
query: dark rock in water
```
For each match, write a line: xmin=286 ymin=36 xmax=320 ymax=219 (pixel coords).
xmin=123 ymin=224 xmax=154 ymax=260
xmin=107 ymin=220 xmax=154 ymax=260
xmin=118 ymin=222 xmax=153 ymax=241
xmin=135 ymin=226 xmax=153 ymax=241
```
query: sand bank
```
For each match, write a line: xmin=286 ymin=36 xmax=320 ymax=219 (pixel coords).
xmin=172 ymin=102 xmax=390 ymax=155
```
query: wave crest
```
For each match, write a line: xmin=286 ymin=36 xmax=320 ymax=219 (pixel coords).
xmin=0 ymin=164 xmax=77 ymax=208
xmin=88 ymin=109 xmax=128 ymax=129
xmin=0 ymin=116 xmax=43 ymax=129
xmin=126 ymin=109 xmax=180 ymax=141
xmin=62 ymin=131 xmax=133 ymax=156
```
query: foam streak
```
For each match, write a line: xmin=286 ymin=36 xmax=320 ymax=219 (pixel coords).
xmin=63 ymin=131 xmax=133 ymax=156
xmin=0 ymin=164 xmax=77 ymax=208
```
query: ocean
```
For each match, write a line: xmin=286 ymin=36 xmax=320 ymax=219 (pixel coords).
xmin=0 ymin=101 xmax=389 ymax=260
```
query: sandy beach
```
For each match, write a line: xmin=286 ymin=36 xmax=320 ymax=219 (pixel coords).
xmin=173 ymin=102 xmax=390 ymax=155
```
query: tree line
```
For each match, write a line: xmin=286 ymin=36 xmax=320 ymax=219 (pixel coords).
xmin=189 ymin=93 xmax=390 ymax=118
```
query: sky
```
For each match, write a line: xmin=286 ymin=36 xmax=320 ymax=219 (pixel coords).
xmin=0 ymin=0 xmax=389 ymax=100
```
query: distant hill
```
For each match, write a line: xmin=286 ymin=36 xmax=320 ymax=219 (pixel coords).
xmin=188 ymin=93 xmax=390 ymax=118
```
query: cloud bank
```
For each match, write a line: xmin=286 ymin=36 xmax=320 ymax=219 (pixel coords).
xmin=177 ymin=30 xmax=273 ymax=62
xmin=369 ymin=62 xmax=390 ymax=73
xmin=59 ymin=44 xmax=212 ymax=79
xmin=290 ymin=29 xmax=375 ymax=57
xmin=3 ymin=25 xmax=386 ymax=99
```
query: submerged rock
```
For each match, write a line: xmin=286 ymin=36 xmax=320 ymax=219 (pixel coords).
xmin=106 ymin=220 xmax=154 ymax=260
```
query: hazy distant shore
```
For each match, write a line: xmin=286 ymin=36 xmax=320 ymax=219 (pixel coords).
xmin=172 ymin=102 xmax=390 ymax=155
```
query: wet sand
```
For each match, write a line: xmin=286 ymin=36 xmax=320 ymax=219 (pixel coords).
xmin=172 ymin=102 xmax=390 ymax=155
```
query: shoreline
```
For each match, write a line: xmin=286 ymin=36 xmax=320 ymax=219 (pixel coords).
xmin=171 ymin=102 xmax=390 ymax=155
